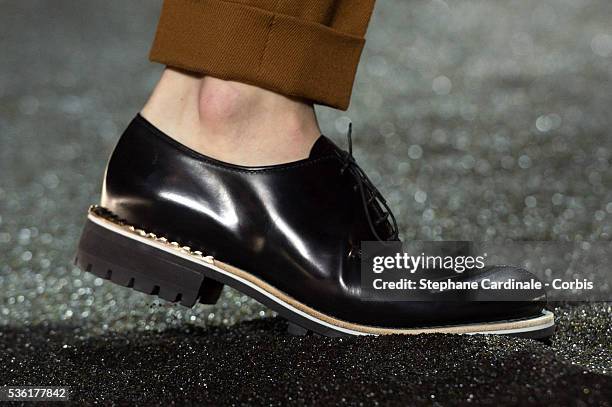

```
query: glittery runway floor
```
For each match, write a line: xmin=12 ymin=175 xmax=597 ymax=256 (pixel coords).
xmin=1 ymin=0 xmax=611 ymax=405
xmin=0 ymin=304 xmax=610 ymax=405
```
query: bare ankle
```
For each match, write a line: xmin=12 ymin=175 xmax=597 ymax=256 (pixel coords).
xmin=141 ymin=69 xmax=321 ymax=166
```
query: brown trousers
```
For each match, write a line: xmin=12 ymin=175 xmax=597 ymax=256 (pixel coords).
xmin=149 ymin=0 xmax=376 ymax=110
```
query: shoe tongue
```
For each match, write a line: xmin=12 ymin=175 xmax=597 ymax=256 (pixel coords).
xmin=309 ymin=136 xmax=342 ymax=159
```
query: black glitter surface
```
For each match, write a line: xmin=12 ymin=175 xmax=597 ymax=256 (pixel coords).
xmin=0 ymin=304 xmax=610 ymax=406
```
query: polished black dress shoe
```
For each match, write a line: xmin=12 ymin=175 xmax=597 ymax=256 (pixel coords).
xmin=75 ymin=114 xmax=554 ymax=338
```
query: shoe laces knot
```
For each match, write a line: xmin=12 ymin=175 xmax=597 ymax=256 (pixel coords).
xmin=340 ymin=123 xmax=399 ymax=242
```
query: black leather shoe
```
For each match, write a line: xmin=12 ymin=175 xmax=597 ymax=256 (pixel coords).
xmin=75 ymin=115 xmax=554 ymax=338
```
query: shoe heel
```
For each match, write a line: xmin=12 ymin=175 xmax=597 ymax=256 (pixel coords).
xmin=198 ymin=277 xmax=224 ymax=304
xmin=74 ymin=217 xmax=224 ymax=307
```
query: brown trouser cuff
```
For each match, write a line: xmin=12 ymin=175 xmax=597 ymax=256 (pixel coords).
xmin=149 ymin=0 xmax=367 ymax=110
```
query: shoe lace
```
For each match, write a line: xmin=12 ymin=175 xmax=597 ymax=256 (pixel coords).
xmin=340 ymin=123 xmax=399 ymax=242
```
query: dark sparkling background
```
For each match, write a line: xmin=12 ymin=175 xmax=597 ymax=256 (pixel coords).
xmin=0 ymin=0 xmax=611 ymax=405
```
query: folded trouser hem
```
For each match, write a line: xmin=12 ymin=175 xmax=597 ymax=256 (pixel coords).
xmin=149 ymin=0 xmax=366 ymax=110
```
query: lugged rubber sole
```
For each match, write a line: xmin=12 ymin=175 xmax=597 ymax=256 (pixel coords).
xmin=74 ymin=206 xmax=556 ymax=338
